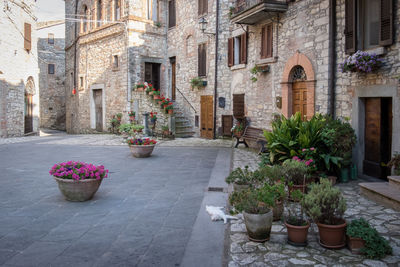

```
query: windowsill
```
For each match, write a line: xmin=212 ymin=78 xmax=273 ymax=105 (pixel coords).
xmin=112 ymin=68 xmax=120 ymax=72
xmin=79 ymin=87 xmax=85 ymax=91
xmin=362 ymin=46 xmax=386 ymax=56
xmin=168 ymin=26 xmax=176 ymax=31
xmin=230 ymin=64 xmax=246 ymax=71
xmin=256 ymin=56 xmax=277 ymax=65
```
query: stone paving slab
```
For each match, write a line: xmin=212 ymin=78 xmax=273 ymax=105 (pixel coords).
xmin=228 ymin=148 xmax=400 ymax=267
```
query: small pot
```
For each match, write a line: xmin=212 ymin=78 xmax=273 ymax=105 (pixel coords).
xmin=129 ymin=145 xmax=155 ymax=158
xmin=168 ymin=109 xmax=173 ymax=114
xmin=347 ymin=236 xmax=365 ymax=254
xmin=54 ymin=177 xmax=102 ymax=202
xmin=243 ymin=209 xmax=273 ymax=242
xmin=317 ymin=219 xmax=347 ymax=248
xmin=233 ymin=183 xmax=250 ymax=192
xmin=285 ymin=221 xmax=310 ymax=245
xmin=273 ymin=200 xmax=284 ymax=221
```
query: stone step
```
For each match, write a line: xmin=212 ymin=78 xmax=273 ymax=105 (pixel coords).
xmin=175 ymin=132 xmax=196 ymax=138
xmin=176 ymin=125 xmax=193 ymax=129
xmin=388 ymin=176 xmax=400 ymax=191
xmin=359 ymin=182 xmax=400 ymax=211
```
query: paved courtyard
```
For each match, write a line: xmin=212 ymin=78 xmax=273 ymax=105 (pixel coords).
xmin=0 ymin=134 xmax=231 ymax=266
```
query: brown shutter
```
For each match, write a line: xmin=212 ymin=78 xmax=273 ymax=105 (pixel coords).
xmin=233 ymin=94 xmax=245 ymax=119
xmin=198 ymin=44 xmax=206 ymax=76
xmin=24 ymin=23 xmax=31 ymax=51
xmin=203 ymin=0 xmax=208 ymax=15
xmin=169 ymin=0 xmax=176 ymax=28
xmin=228 ymin=37 xmax=234 ymax=67
xmin=379 ymin=0 xmax=393 ymax=46
xmin=344 ymin=0 xmax=356 ymax=54
xmin=261 ymin=26 xmax=266 ymax=58
xmin=239 ymin=33 xmax=247 ymax=64
xmin=266 ymin=24 xmax=273 ymax=58
xmin=198 ymin=0 xmax=203 ymax=16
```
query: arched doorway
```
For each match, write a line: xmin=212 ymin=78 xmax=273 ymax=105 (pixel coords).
xmin=25 ymin=77 xmax=35 ymax=134
xmin=281 ymin=52 xmax=315 ymax=120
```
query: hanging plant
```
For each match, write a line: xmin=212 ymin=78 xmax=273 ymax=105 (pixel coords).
xmin=250 ymin=65 xmax=270 ymax=83
xmin=190 ymin=77 xmax=207 ymax=90
xmin=341 ymin=50 xmax=383 ymax=73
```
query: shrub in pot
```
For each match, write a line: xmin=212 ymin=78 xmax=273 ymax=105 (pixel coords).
xmin=302 ymin=178 xmax=347 ymax=248
xmin=283 ymin=159 xmax=309 ymax=197
xmin=264 ymin=182 xmax=286 ymax=221
xmin=225 ymin=166 xmax=260 ymax=192
xmin=347 ymin=218 xmax=392 ymax=258
xmin=256 ymin=164 xmax=285 ymax=185
xmin=284 ymin=189 xmax=310 ymax=246
xmin=119 ymin=123 xmax=132 ymax=138
xmin=229 ymin=185 xmax=275 ymax=242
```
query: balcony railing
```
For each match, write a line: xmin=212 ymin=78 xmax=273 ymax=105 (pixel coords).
xmin=231 ymin=0 xmax=288 ymax=24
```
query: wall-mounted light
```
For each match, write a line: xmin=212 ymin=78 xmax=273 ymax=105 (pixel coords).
xmin=199 ymin=17 xmax=215 ymax=36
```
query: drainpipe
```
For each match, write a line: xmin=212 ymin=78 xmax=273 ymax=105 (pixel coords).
xmin=213 ymin=0 xmax=220 ymax=139
xmin=328 ymin=0 xmax=337 ymax=118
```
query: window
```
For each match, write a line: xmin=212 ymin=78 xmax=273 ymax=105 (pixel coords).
xmin=112 ymin=55 xmax=119 ymax=69
xmin=97 ymin=0 xmax=102 ymax=27
xmin=345 ymin=0 xmax=393 ymax=54
xmin=24 ymin=23 xmax=31 ymax=51
xmin=261 ymin=24 xmax=273 ymax=59
xmin=83 ymin=5 xmax=88 ymax=32
xmin=144 ymin=63 xmax=161 ymax=90
xmin=233 ymin=94 xmax=245 ymax=119
xmin=228 ymin=34 xmax=247 ymax=67
xmin=48 ymin=33 xmax=54 ymax=44
xmin=114 ymin=0 xmax=121 ymax=20
xmin=48 ymin=64 xmax=55 ymax=74
xmin=168 ymin=0 xmax=176 ymax=28
xmin=198 ymin=43 xmax=207 ymax=76
xmin=198 ymin=0 xmax=208 ymax=16
xmin=80 ymin=76 xmax=84 ymax=88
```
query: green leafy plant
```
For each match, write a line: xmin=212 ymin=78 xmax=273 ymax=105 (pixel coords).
xmin=109 ymin=115 xmax=121 ymax=134
xmin=190 ymin=77 xmax=207 ymax=89
xmin=226 ymin=166 xmax=258 ymax=185
xmin=347 ymin=218 xmax=392 ymax=259
xmin=130 ymin=124 xmax=144 ymax=133
xmin=118 ymin=123 xmax=132 ymax=134
xmin=229 ymin=186 xmax=275 ymax=214
xmin=250 ymin=65 xmax=269 ymax=83
xmin=283 ymin=159 xmax=309 ymax=185
xmin=256 ymin=165 xmax=285 ymax=185
xmin=116 ymin=113 xmax=123 ymax=120
xmin=161 ymin=125 xmax=169 ymax=132
xmin=285 ymin=189 xmax=308 ymax=226
xmin=387 ymin=153 xmax=400 ymax=175
xmin=302 ymin=178 xmax=346 ymax=225
xmin=154 ymin=21 xmax=162 ymax=28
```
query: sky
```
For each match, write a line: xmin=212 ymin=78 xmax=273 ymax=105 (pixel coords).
xmin=36 ymin=0 xmax=65 ymax=22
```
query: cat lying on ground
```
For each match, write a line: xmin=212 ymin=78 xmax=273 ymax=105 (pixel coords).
xmin=206 ymin=205 xmax=238 ymax=224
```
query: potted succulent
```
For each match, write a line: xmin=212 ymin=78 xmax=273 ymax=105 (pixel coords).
xmin=127 ymin=137 xmax=157 ymax=158
xmin=346 ymin=218 xmax=392 ymax=258
xmin=283 ymin=159 xmax=309 ymax=197
xmin=229 ymin=185 xmax=275 ymax=242
xmin=49 ymin=161 xmax=109 ymax=202
xmin=128 ymin=111 xmax=135 ymax=123
xmin=225 ymin=166 xmax=258 ymax=192
xmin=302 ymin=178 xmax=347 ymax=248
xmin=284 ymin=189 xmax=310 ymax=246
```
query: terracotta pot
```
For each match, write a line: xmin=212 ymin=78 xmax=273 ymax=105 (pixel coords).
xmin=129 ymin=144 xmax=155 ymax=158
xmin=168 ymin=109 xmax=173 ymax=114
xmin=347 ymin=236 xmax=365 ymax=254
xmin=54 ymin=177 xmax=102 ymax=202
xmin=153 ymin=95 xmax=160 ymax=100
xmin=273 ymin=200 xmax=284 ymax=221
xmin=243 ymin=209 xmax=273 ymax=242
xmin=149 ymin=91 xmax=154 ymax=95
xmin=137 ymin=87 xmax=144 ymax=91
xmin=233 ymin=183 xmax=250 ymax=192
xmin=288 ymin=184 xmax=306 ymax=201
xmin=317 ymin=219 xmax=347 ymax=248
xmin=285 ymin=221 xmax=310 ymax=245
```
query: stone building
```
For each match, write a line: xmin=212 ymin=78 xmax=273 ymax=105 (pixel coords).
xmin=37 ymin=20 xmax=66 ymax=130
xmin=0 ymin=0 xmax=40 ymax=137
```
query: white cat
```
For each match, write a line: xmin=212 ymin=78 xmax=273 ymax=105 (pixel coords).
xmin=206 ymin=205 xmax=238 ymax=224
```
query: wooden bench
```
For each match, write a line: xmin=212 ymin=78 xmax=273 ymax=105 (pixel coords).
xmin=235 ymin=126 xmax=268 ymax=154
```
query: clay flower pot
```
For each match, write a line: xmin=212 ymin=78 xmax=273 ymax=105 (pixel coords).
xmin=168 ymin=109 xmax=173 ymax=114
xmin=285 ymin=221 xmax=310 ymax=246
xmin=317 ymin=219 xmax=347 ymax=248
xmin=243 ymin=209 xmax=273 ymax=242
xmin=347 ymin=236 xmax=366 ymax=254
xmin=54 ymin=177 xmax=102 ymax=202
xmin=129 ymin=145 xmax=155 ymax=158
xmin=273 ymin=200 xmax=284 ymax=221
xmin=153 ymin=95 xmax=160 ymax=100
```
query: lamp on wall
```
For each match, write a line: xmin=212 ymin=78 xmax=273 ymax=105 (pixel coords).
xmin=199 ymin=17 xmax=215 ymax=36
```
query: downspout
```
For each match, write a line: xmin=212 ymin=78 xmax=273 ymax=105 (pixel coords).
xmin=328 ymin=0 xmax=336 ymax=118
xmin=213 ymin=0 xmax=220 ymax=139
xmin=73 ymin=0 xmax=79 ymax=132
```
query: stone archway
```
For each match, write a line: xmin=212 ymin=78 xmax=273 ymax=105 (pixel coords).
xmin=281 ymin=52 xmax=315 ymax=119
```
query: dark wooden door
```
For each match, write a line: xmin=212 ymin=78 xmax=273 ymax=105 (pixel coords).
xmin=145 ymin=63 xmax=161 ymax=90
xmin=363 ymin=97 xmax=392 ymax=179
xmin=171 ymin=58 xmax=176 ymax=100
xmin=233 ymin=94 xmax=245 ymax=119
xmin=24 ymin=94 xmax=33 ymax=133
xmin=201 ymin=95 xmax=214 ymax=139
xmin=93 ymin=90 xmax=103 ymax=132
xmin=292 ymin=82 xmax=307 ymax=119
xmin=222 ymin=115 xmax=233 ymax=136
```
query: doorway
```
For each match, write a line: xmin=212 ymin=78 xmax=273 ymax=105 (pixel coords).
xmin=144 ymin=62 xmax=161 ymax=90
xmin=170 ymin=57 xmax=176 ymax=100
xmin=200 ymin=95 xmax=213 ymax=139
xmin=363 ymin=97 xmax=392 ymax=180
xmin=292 ymin=81 xmax=308 ymax=119
xmin=24 ymin=93 xmax=33 ymax=133
xmin=93 ymin=89 xmax=103 ymax=132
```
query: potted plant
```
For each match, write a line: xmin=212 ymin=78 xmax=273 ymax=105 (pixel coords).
xmin=231 ymin=121 xmax=245 ymax=137
xmin=109 ymin=115 xmax=121 ymax=134
xmin=162 ymin=125 xmax=169 ymax=135
xmin=153 ymin=90 xmax=161 ymax=100
xmin=165 ymin=103 xmax=174 ymax=114
xmin=387 ymin=153 xmax=400 ymax=176
xmin=225 ymin=166 xmax=257 ymax=192
xmin=190 ymin=77 xmax=207 ymax=90
xmin=346 ymin=218 xmax=392 ymax=258
xmin=229 ymin=185 xmax=275 ymax=242
xmin=49 ymin=161 xmax=109 ymax=202
xmin=284 ymin=189 xmax=310 ymax=246
xmin=130 ymin=124 xmax=144 ymax=134
xmin=149 ymin=112 xmax=157 ymax=124
xmin=118 ymin=123 xmax=132 ymax=138
xmin=145 ymin=83 xmax=153 ymax=95
xmin=302 ymin=178 xmax=347 ymax=248
xmin=128 ymin=111 xmax=136 ymax=123
xmin=265 ymin=182 xmax=286 ymax=221
xmin=340 ymin=50 xmax=383 ymax=73
xmin=134 ymin=83 xmax=145 ymax=91
xmin=127 ymin=137 xmax=157 ymax=158
xmin=283 ymin=159 xmax=309 ymax=196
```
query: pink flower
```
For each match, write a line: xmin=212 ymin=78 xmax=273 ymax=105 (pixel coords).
xmin=310 ymin=147 xmax=315 ymax=151
xmin=302 ymin=148 xmax=307 ymax=152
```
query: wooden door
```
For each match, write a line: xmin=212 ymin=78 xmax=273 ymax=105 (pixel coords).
xmin=363 ymin=97 xmax=392 ymax=179
xmin=24 ymin=94 xmax=33 ymax=133
xmin=222 ymin=115 xmax=233 ymax=136
xmin=171 ymin=58 xmax=176 ymax=100
xmin=93 ymin=90 xmax=103 ymax=132
xmin=144 ymin=63 xmax=161 ymax=90
xmin=201 ymin=95 xmax=214 ymax=139
xmin=292 ymin=82 xmax=307 ymax=119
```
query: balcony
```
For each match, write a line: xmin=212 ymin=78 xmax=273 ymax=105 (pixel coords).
xmin=231 ymin=0 xmax=288 ymax=25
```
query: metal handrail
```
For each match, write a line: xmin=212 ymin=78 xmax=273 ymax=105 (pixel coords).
xmin=175 ymin=87 xmax=197 ymax=114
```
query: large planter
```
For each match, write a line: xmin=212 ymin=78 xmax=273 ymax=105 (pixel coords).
xmin=285 ymin=221 xmax=310 ymax=246
xmin=129 ymin=145 xmax=155 ymax=158
xmin=54 ymin=177 xmax=102 ymax=202
xmin=347 ymin=236 xmax=365 ymax=254
xmin=317 ymin=219 xmax=347 ymax=248
xmin=233 ymin=182 xmax=250 ymax=192
xmin=273 ymin=200 xmax=284 ymax=221
xmin=243 ymin=210 xmax=273 ymax=242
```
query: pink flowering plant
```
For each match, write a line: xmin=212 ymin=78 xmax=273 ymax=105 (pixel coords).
xmin=49 ymin=161 xmax=109 ymax=180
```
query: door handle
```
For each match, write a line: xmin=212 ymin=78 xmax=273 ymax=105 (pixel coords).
xmin=208 ymin=128 xmax=212 ymax=131
xmin=202 ymin=128 xmax=206 ymax=130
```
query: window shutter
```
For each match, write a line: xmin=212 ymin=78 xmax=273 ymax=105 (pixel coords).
xmin=261 ymin=26 xmax=266 ymax=58
xmin=24 ymin=23 xmax=31 ymax=51
xmin=239 ymin=33 xmax=247 ymax=64
xmin=266 ymin=24 xmax=273 ymax=58
xmin=169 ymin=0 xmax=176 ymax=28
xmin=233 ymin=94 xmax=245 ymax=119
xmin=344 ymin=0 xmax=356 ymax=54
xmin=228 ymin=37 xmax=234 ymax=67
xmin=198 ymin=44 xmax=206 ymax=76
xmin=203 ymin=0 xmax=208 ymax=15
xmin=379 ymin=0 xmax=393 ymax=46
xmin=198 ymin=0 xmax=203 ymax=16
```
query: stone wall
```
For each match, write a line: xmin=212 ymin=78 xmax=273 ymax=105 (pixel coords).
xmin=0 ymin=0 xmax=39 ymax=137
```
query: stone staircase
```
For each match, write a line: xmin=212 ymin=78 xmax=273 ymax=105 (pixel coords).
xmin=173 ymin=106 xmax=195 ymax=138
xmin=359 ymin=176 xmax=400 ymax=211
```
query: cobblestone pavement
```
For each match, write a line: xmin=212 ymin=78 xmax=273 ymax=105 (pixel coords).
xmin=228 ymin=148 xmax=400 ymax=267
